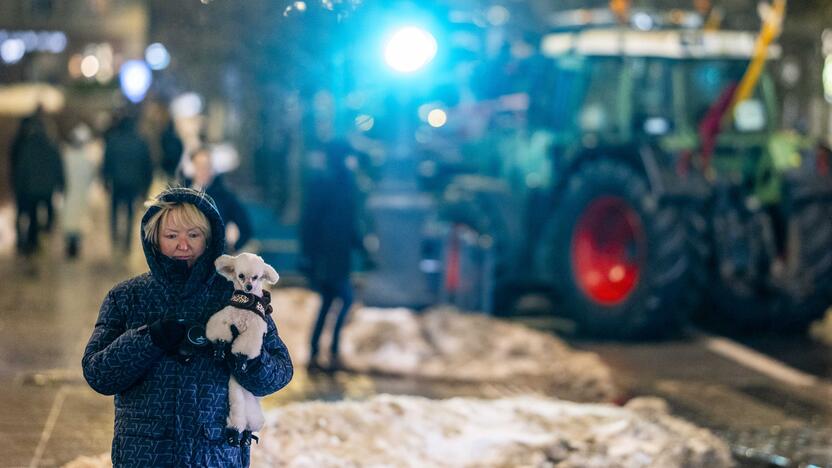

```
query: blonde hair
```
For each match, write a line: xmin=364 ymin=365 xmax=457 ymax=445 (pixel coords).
xmin=143 ymin=201 xmax=211 ymax=247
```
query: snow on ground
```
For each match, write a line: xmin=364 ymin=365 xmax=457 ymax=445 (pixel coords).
xmin=65 ymin=395 xmax=733 ymax=468
xmin=63 ymin=454 xmax=111 ymax=468
xmin=272 ymin=288 xmax=618 ymax=402
xmin=809 ymin=308 xmax=832 ymax=346
xmin=64 ymin=289 xmax=731 ymax=468
xmin=252 ymin=394 xmax=733 ymax=468
xmin=0 ymin=203 xmax=15 ymax=255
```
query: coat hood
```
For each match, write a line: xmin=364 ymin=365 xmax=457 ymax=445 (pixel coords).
xmin=140 ymin=187 xmax=226 ymax=296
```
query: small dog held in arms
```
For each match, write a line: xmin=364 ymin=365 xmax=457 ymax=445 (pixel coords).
xmin=206 ymin=252 xmax=279 ymax=447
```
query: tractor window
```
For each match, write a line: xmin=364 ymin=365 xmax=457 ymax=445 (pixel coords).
xmin=685 ymin=60 xmax=769 ymax=133
xmin=528 ymin=57 xmax=585 ymax=132
xmin=577 ymin=58 xmax=622 ymax=135
xmin=631 ymin=58 xmax=674 ymax=136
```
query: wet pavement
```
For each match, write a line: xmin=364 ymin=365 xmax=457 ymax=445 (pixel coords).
xmin=2 ymin=193 xmax=832 ymax=467
xmin=530 ymin=316 xmax=832 ymax=467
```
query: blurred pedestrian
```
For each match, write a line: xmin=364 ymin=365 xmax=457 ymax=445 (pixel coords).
xmin=101 ymin=113 xmax=153 ymax=253
xmin=9 ymin=109 xmax=64 ymax=256
xmin=300 ymin=140 xmax=366 ymax=372
xmin=187 ymin=146 xmax=253 ymax=252
xmin=61 ymin=122 xmax=102 ymax=259
xmin=82 ymin=187 xmax=293 ymax=467
xmin=160 ymin=119 xmax=184 ymax=183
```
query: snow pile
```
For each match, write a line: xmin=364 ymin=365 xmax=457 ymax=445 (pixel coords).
xmin=0 ymin=203 xmax=15 ymax=255
xmin=252 ymin=394 xmax=733 ymax=468
xmin=270 ymin=287 xmax=322 ymax=364
xmin=338 ymin=306 xmax=618 ymax=402
xmin=62 ymin=454 xmax=110 ymax=468
xmin=271 ymin=289 xmax=617 ymax=401
xmin=809 ymin=308 xmax=832 ymax=346
xmin=62 ymin=395 xmax=733 ymax=468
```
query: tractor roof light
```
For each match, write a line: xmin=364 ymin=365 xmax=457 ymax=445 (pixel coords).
xmin=542 ymin=29 xmax=781 ymax=59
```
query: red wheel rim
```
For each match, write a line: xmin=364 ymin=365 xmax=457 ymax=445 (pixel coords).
xmin=571 ymin=196 xmax=646 ymax=305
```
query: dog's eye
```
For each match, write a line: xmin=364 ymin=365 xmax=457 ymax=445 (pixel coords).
xmin=238 ymin=274 xmax=245 ymax=279
xmin=252 ymin=275 xmax=258 ymax=280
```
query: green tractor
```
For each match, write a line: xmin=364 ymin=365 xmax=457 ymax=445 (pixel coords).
xmin=429 ymin=12 xmax=832 ymax=338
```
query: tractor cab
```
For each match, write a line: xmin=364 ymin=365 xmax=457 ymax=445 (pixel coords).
xmin=537 ymin=25 xmax=779 ymax=181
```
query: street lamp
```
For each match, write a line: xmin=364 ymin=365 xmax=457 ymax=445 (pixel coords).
xmin=383 ymin=26 xmax=437 ymax=73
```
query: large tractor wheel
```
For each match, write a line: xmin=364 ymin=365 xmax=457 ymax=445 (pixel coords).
xmin=770 ymin=183 xmax=832 ymax=332
xmin=707 ymin=181 xmax=832 ymax=333
xmin=541 ymin=159 xmax=691 ymax=338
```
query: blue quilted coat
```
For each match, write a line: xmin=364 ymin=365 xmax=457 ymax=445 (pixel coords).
xmin=82 ymin=188 xmax=293 ymax=467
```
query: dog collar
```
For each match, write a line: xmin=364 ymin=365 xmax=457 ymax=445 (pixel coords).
xmin=228 ymin=290 xmax=272 ymax=320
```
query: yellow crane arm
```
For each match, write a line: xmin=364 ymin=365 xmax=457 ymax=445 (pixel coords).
xmin=723 ymin=0 xmax=787 ymax=126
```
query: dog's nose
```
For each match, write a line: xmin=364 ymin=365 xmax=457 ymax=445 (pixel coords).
xmin=245 ymin=284 xmax=252 ymax=291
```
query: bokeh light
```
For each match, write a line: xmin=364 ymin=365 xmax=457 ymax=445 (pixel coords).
xmin=384 ymin=26 xmax=437 ymax=73
xmin=119 ymin=60 xmax=152 ymax=103
xmin=80 ymin=55 xmax=100 ymax=78
xmin=355 ymin=114 xmax=374 ymax=132
xmin=0 ymin=38 xmax=25 ymax=64
xmin=824 ymin=56 xmax=832 ymax=103
xmin=427 ymin=108 xmax=447 ymax=128
xmin=486 ymin=5 xmax=510 ymax=26
xmin=171 ymin=92 xmax=204 ymax=119
xmin=145 ymin=42 xmax=170 ymax=70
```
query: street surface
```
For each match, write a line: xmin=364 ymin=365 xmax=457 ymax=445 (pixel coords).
xmin=0 ymin=196 xmax=831 ymax=467
xmin=526 ymin=315 xmax=832 ymax=467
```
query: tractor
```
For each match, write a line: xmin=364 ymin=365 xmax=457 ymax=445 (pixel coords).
xmin=421 ymin=5 xmax=832 ymax=338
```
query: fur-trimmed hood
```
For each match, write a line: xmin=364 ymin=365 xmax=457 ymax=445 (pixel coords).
xmin=140 ymin=187 xmax=226 ymax=297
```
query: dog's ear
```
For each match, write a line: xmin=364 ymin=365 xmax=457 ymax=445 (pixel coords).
xmin=214 ymin=255 xmax=237 ymax=282
xmin=263 ymin=264 xmax=279 ymax=285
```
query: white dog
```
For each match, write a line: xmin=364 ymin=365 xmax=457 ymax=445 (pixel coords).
xmin=206 ymin=253 xmax=279 ymax=446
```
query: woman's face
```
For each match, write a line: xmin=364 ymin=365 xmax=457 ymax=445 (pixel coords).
xmin=158 ymin=216 xmax=207 ymax=267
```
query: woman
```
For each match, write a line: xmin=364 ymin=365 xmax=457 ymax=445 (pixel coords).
xmin=61 ymin=122 xmax=102 ymax=258
xmin=82 ymin=187 xmax=293 ymax=467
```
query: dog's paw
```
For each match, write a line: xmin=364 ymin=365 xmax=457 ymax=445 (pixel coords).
xmin=231 ymin=333 xmax=263 ymax=360
xmin=241 ymin=430 xmax=259 ymax=447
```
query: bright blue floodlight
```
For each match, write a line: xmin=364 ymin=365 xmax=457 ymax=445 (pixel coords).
xmin=384 ymin=26 xmax=437 ymax=73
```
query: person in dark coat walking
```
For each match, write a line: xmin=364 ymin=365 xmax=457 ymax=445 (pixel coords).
xmin=101 ymin=114 xmax=154 ymax=252
xmin=159 ymin=119 xmax=184 ymax=183
xmin=187 ymin=146 xmax=253 ymax=252
xmin=300 ymin=140 xmax=365 ymax=372
xmin=10 ymin=111 xmax=64 ymax=255
xmin=82 ymin=187 xmax=293 ymax=467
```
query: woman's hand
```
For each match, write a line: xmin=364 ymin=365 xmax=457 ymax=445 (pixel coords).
xmin=148 ymin=319 xmax=187 ymax=353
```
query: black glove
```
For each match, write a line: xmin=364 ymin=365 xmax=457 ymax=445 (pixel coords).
xmin=149 ymin=319 xmax=187 ymax=353
xmin=212 ymin=340 xmax=231 ymax=363
xmin=227 ymin=349 xmax=263 ymax=374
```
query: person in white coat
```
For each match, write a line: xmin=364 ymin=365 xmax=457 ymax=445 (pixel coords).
xmin=61 ymin=122 xmax=102 ymax=258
